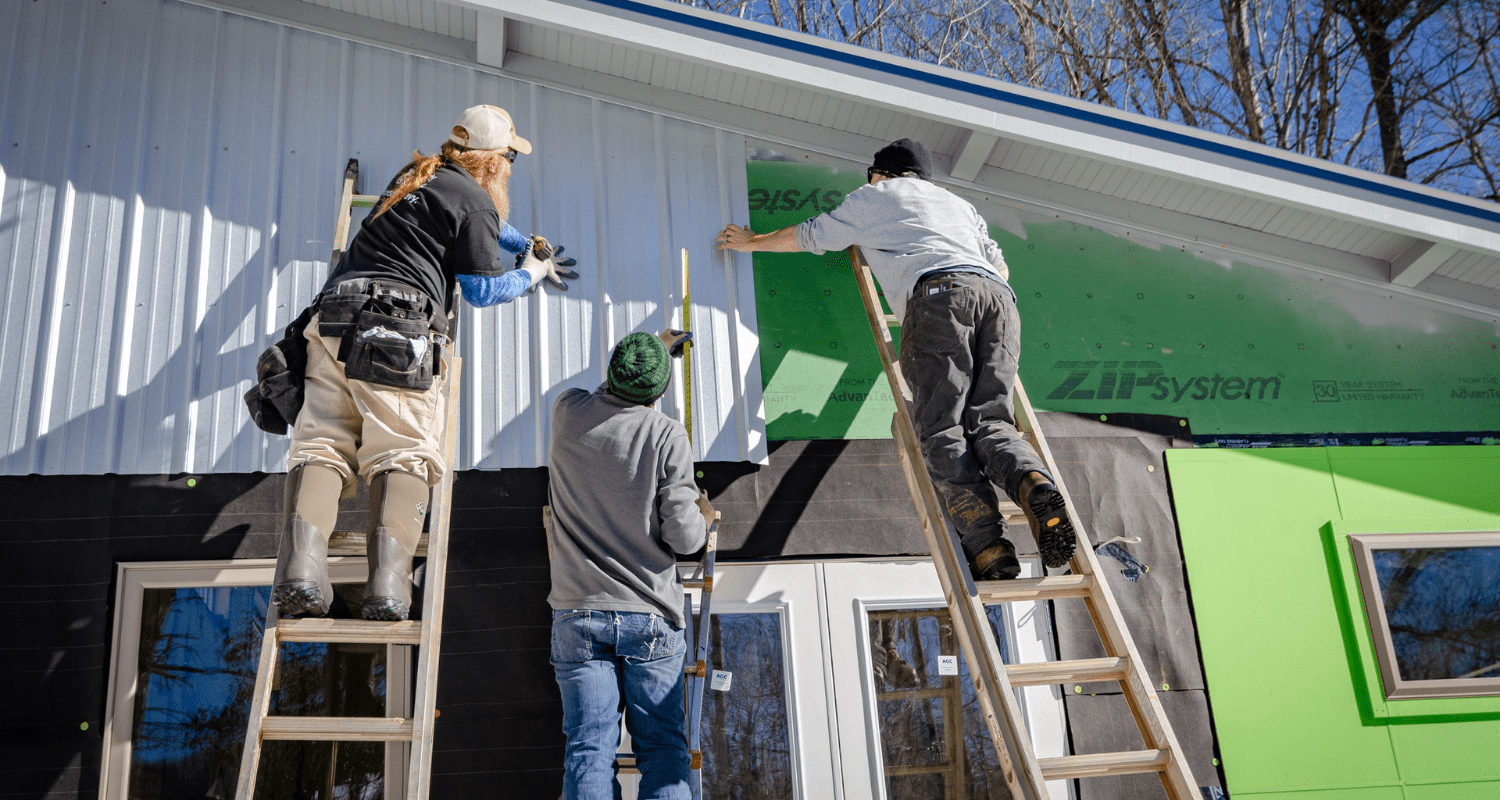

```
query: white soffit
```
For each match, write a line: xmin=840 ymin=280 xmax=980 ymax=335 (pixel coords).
xmin=458 ymin=0 xmax=1500 ymax=317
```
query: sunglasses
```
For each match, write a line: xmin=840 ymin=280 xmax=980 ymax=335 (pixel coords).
xmin=867 ymin=166 xmax=891 ymax=182
xmin=502 ymin=148 xmax=519 ymax=163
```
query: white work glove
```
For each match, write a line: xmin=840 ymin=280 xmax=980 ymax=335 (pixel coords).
xmin=696 ymin=489 xmax=718 ymax=530
xmin=519 ymin=235 xmax=580 ymax=292
xmin=659 ymin=328 xmax=693 ymax=358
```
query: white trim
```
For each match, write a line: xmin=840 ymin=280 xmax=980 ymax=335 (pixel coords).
xmin=1390 ymin=240 xmax=1458 ymax=288
xmin=99 ymin=558 xmax=407 ymax=800
xmin=823 ymin=558 xmax=1073 ymax=800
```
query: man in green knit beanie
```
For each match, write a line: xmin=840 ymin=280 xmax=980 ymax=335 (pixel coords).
xmin=545 ymin=329 xmax=714 ymax=800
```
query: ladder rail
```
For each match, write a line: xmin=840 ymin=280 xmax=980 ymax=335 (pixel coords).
xmin=1013 ymin=381 xmax=1200 ymax=799
xmin=406 ymin=355 xmax=461 ymax=800
xmin=848 ymin=246 xmax=1202 ymax=800
xmin=236 ymin=159 xmax=458 ymax=800
xmin=847 ymin=247 xmax=1050 ymax=800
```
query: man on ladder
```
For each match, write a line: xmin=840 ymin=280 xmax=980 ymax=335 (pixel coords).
xmin=269 ymin=104 xmax=579 ymax=621
xmin=545 ymin=330 xmax=717 ymax=800
xmin=716 ymin=138 xmax=1078 ymax=580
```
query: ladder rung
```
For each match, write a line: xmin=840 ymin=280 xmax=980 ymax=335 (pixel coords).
xmin=883 ymin=314 xmax=900 ymax=326
xmin=1006 ymin=657 xmax=1128 ymax=687
xmin=977 ymin=574 xmax=1094 ymax=603
xmin=329 ymin=530 xmax=429 ymax=556
xmin=682 ymin=578 xmax=710 ymax=590
xmin=278 ymin=618 xmax=423 ymax=645
xmin=351 ymin=194 xmax=379 ymax=208
xmin=1039 ymin=749 xmax=1170 ymax=780
xmin=261 ymin=716 xmax=414 ymax=741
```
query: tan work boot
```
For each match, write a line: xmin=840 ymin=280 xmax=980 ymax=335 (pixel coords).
xmin=1018 ymin=472 xmax=1077 ymax=569
xmin=970 ymin=538 xmax=1021 ymax=581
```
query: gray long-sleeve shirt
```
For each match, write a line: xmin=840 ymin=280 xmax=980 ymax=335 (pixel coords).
xmin=546 ymin=386 xmax=706 ymax=627
xmin=795 ymin=177 xmax=1009 ymax=320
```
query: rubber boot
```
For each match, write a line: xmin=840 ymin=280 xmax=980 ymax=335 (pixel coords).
xmin=271 ymin=465 xmax=343 ymax=617
xmin=1018 ymin=471 xmax=1078 ymax=569
xmin=361 ymin=470 xmax=429 ymax=621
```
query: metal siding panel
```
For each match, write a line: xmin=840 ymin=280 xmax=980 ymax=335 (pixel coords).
xmin=3 ymin=0 xmax=766 ymax=475
xmin=1 ymin=0 xmax=78 ymax=474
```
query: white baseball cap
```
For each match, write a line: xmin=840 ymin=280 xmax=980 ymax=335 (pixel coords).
xmin=448 ymin=105 xmax=533 ymax=154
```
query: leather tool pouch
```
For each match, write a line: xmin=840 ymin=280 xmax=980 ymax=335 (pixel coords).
xmin=243 ymin=304 xmax=315 ymax=435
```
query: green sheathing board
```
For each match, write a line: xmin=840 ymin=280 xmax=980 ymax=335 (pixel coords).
xmin=1168 ymin=447 xmax=1500 ymax=799
xmin=746 ymin=159 xmax=1500 ymax=442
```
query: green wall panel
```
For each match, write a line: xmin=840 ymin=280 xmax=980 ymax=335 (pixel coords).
xmin=1325 ymin=449 xmax=1500 ymax=518
xmin=1391 ymin=720 xmax=1500 ymax=783
xmin=1405 ymin=782 xmax=1500 ymax=800
xmin=1169 ymin=447 xmax=1500 ymax=798
xmin=1232 ymin=788 xmax=1406 ymax=800
xmin=745 ymin=158 xmax=1500 ymax=442
xmin=1168 ymin=449 xmax=1401 ymax=794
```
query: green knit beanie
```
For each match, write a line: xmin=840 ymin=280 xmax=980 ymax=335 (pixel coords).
xmin=607 ymin=332 xmax=671 ymax=404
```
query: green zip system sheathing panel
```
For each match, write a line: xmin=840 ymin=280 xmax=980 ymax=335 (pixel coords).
xmin=1167 ymin=446 xmax=1500 ymax=799
xmin=747 ymin=159 xmax=1500 ymax=442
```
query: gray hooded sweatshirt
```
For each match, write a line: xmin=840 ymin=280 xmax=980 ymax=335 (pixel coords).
xmin=546 ymin=386 xmax=706 ymax=627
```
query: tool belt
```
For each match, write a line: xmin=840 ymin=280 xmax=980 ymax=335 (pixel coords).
xmin=243 ymin=304 xmax=316 ymax=436
xmin=316 ymin=278 xmax=449 ymax=391
xmin=243 ymin=278 xmax=450 ymax=435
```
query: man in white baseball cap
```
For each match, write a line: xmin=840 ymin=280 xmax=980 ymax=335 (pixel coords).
xmin=449 ymin=104 xmax=533 ymax=155
xmin=262 ymin=103 xmax=575 ymax=623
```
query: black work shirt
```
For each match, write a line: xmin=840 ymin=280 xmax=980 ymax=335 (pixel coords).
xmin=328 ymin=162 xmax=507 ymax=317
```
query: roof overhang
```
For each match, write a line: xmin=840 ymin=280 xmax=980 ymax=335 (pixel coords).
xmin=221 ymin=0 xmax=1500 ymax=320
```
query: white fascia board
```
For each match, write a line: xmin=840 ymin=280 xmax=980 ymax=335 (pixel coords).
xmin=458 ymin=0 xmax=1500 ymax=256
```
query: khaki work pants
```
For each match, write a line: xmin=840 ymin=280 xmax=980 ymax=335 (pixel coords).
xmin=286 ymin=312 xmax=447 ymax=494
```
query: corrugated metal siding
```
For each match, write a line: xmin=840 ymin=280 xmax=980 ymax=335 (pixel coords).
xmin=0 ymin=0 xmax=767 ymax=476
xmin=298 ymin=0 xmax=476 ymax=40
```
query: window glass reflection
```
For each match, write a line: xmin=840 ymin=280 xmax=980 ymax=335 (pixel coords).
xmin=127 ymin=585 xmax=390 ymax=800
xmin=1373 ymin=546 xmax=1500 ymax=681
xmin=869 ymin=607 xmax=1013 ymax=800
xmin=701 ymin=613 xmax=793 ymax=800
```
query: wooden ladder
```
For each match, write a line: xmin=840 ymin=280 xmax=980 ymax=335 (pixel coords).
xmin=847 ymin=247 xmax=1200 ymax=800
xmin=236 ymin=160 xmax=458 ymax=800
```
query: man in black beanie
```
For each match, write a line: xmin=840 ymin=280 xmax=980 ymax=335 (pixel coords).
xmin=545 ymin=330 xmax=715 ymax=800
xmin=716 ymin=138 xmax=1075 ymax=580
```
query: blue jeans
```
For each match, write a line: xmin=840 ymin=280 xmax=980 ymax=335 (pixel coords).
xmin=551 ymin=609 xmax=690 ymax=800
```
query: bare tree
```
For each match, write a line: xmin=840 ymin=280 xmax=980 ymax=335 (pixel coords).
xmin=687 ymin=0 xmax=1500 ymax=201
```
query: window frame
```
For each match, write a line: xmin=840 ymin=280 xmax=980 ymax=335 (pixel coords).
xmin=100 ymin=558 xmax=411 ymax=800
xmin=1348 ymin=530 xmax=1500 ymax=700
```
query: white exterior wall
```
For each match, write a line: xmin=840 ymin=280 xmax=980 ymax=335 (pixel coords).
xmin=0 ymin=0 xmax=767 ymax=475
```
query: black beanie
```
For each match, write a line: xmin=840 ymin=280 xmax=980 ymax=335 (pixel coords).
xmin=872 ymin=138 xmax=932 ymax=180
xmin=607 ymin=332 xmax=671 ymax=404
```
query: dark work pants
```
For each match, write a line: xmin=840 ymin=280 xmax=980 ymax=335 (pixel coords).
xmin=899 ymin=271 xmax=1050 ymax=560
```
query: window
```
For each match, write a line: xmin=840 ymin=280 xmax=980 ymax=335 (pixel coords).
xmin=101 ymin=561 xmax=412 ymax=800
xmin=701 ymin=613 xmax=795 ymax=800
xmin=868 ymin=606 xmax=1014 ymax=799
xmin=1349 ymin=532 xmax=1500 ymax=700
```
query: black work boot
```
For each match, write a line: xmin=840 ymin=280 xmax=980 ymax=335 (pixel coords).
xmin=1018 ymin=472 xmax=1077 ymax=569
xmin=272 ymin=465 xmax=343 ymax=617
xmin=361 ymin=470 xmax=428 ymax=621
xmin=970 ymin=538 xmax=1021 ymax=581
